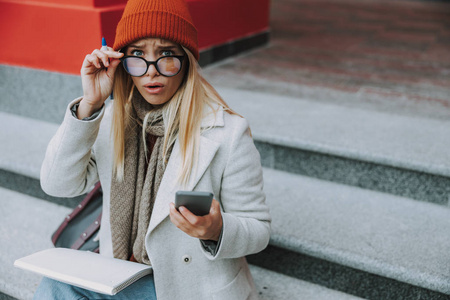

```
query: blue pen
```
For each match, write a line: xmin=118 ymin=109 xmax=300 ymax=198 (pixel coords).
xmin=101 ymin=37 xmax=114 ymax=99
xmin=101 ymin=37 xmax=108 ymax=51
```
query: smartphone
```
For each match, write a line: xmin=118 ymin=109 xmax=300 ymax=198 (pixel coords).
xmin=175 ymin=191 xmax=214 ymax=216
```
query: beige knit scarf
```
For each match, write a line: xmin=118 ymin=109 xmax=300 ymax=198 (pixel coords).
xmin=110 ymin=92 xmax=171 ymax=265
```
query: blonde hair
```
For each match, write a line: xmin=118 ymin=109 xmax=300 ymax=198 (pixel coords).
xmin=111 ymin=47 xmax=238 ymax=186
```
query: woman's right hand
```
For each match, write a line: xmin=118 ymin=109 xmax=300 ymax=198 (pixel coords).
xmin=78 ymin=47 xmax=124 ymax=119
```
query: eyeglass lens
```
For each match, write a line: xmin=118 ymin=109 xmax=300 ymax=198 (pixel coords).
xmin=122 ymin=56 xmax=182 ymax=77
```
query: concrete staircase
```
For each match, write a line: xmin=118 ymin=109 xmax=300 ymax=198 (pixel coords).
xmin=1 ymin=65 xmax=450 ymax=299
xmin=221 ymin=87 xmax=450 ymax=299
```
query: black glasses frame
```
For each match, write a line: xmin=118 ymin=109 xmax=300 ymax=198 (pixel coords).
xmin=120 ymin=55 xmax=185 ymax=77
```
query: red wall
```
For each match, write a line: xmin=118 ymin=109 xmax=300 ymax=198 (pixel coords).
xmin=0 ymin=0 xmax=269 ymax=74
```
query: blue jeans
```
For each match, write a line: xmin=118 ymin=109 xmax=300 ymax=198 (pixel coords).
xmin=33 ymin=275 xmax=157 ymax=300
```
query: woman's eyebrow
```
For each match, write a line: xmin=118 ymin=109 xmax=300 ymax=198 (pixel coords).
xmin=127 ymin=44 xmax=179 ymax=51
xmin=156 ymin=45 xmax=178 ymax=50
xmin=128 ymin=43 xmax=145 ymax=49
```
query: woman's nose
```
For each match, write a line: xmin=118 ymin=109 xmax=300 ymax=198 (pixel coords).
xmin=146 ymin=62 xmax=160 ymax=77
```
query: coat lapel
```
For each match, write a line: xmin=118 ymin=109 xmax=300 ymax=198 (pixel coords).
xmin=147 ymin=105 xmax=224 ymax=234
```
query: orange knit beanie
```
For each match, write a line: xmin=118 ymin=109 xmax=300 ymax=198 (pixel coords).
xmin=113 ymin=0 xmax=199 ymax=60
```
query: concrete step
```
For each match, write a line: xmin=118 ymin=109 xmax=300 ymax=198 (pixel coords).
xmin=251 ymin=265 xmax=364 ymax=300
xmin=217 ymin=87 xmax=450 ymax=206
xmin=0 ymin=111 xmax=83 ymax=208
xmin=0 ymin=188 xmax=70 ymax=300
xmin=247 ymin=168 xmax=450 ymax=299
xmin=0 ymin=187 xmax=364 ymax=300
xmin=0 ymin=65 xmax=82 ymax=125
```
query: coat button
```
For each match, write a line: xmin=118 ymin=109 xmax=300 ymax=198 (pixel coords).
xmin=182 ymin=255 xmax=192 ymax=264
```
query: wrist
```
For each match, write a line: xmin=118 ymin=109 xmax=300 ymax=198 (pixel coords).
xmin=210 ymin=220 xmax=223 ymax=242
xmin=80 ymin=98 xmax=102 ymax=111
xmin=77 ymin=99 xmax=103 ymax=120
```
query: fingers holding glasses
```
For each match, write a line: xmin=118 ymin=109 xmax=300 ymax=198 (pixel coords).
xmin=98 ymin=48 xmax=124 ymax=68
xmin=94 ymin=49 xmax=110 ymax=68
xmin=83 ymin=49 xmax=123 ymax=72
xmin=101 ymin=47 xmax=124 ymax=60
xmin=80 ymin=48 xmax=124 ymax=113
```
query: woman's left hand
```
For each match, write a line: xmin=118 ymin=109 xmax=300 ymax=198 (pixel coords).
xmin=169 ymin=199 xmax=223 ymax=241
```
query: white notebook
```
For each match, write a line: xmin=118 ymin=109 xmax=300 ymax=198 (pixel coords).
xmin=14 ymin=248 xmax=152 ymax=295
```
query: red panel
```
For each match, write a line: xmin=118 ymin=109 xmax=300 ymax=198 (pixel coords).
xmin=0 ymin=0 xmax=269 ymax=74
xmin=3 ymin=0 xmax=94 ymax=7
xmin=0 ymin=2 xmax=100 ymax=73
xmin=2 ymin=0 xmax=126 ymax=8
xmin=99 ymin=8 xmax=127 ymax=50
xmin=189 ymin=0 xmax=270 ymax=49
xmin=93 ymin=0 xmax=127 ymax=8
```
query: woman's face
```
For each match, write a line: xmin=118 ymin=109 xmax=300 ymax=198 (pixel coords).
xmin=124 ymin=38 xmax=187 ymax=106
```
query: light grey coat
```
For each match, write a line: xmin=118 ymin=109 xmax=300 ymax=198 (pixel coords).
xmin=40 ymin=98 xmax=271 ymax=300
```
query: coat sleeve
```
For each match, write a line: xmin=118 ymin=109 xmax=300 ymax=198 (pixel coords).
xmin=40 ymin=98 xmax=104 ymax=197
xmin=201 ymin=116 xmax=271 ymax=260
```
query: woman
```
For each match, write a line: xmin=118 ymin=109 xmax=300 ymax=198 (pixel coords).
xmin=35 ymin=0 xmax=271 ymax=299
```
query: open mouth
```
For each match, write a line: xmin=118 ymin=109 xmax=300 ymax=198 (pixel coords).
xmin=145 ymin=83 xmax=163 ymax=88
xmin=144 ymin=83 xmax=164 ymax=94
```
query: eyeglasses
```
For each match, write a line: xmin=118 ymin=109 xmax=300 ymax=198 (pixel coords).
xmin=120 ymin=56 xmax=185 ymax=77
